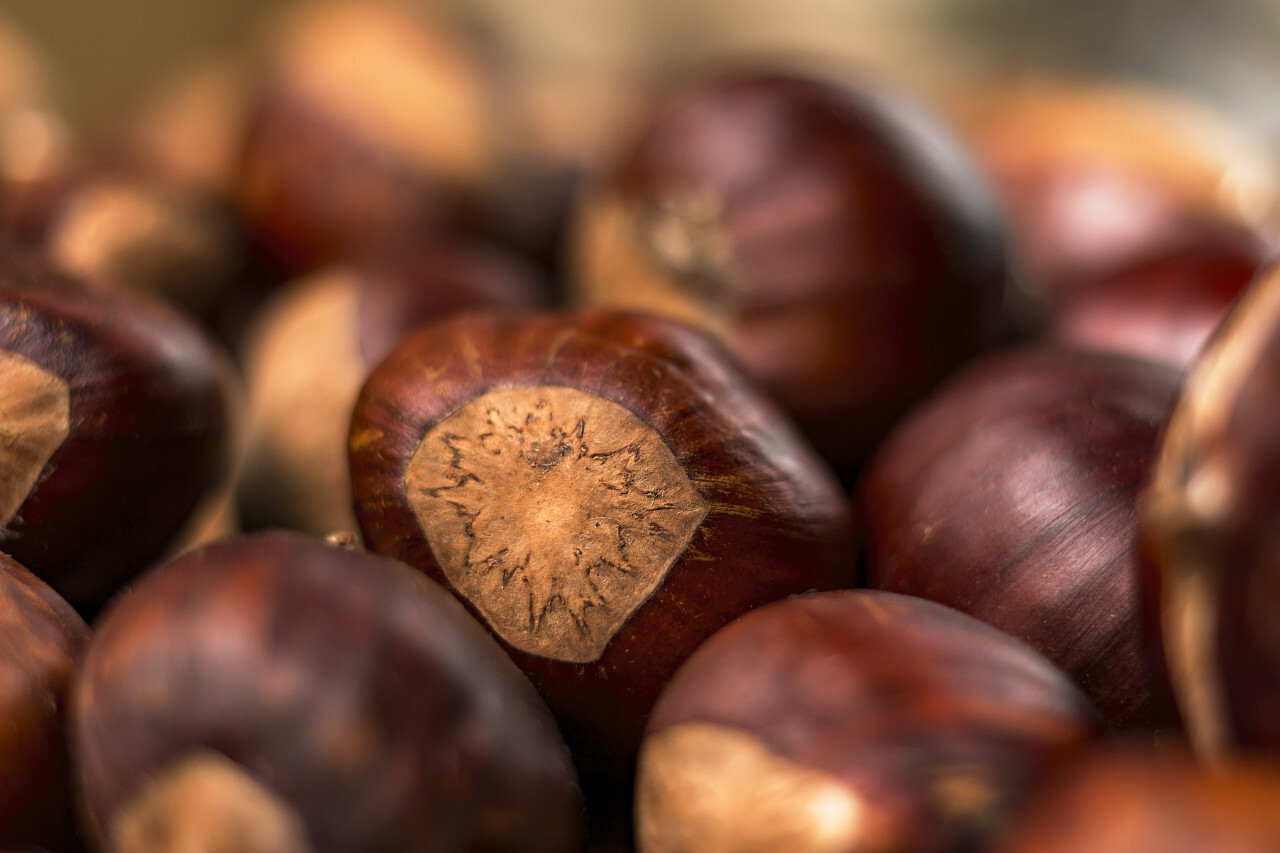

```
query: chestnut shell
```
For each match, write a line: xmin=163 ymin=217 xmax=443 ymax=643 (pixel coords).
xmin=859 ymin=345 xmax=1182 ymax=730
xmin=0 ymin=258 xmax=236 ymax=616
xmin=73 ymin=530 xmax=584 ymax=853
xmin=0 ymin=553 xmax=88 ymax=851
xmin=349 ymin=309 xmax=857 ymax=783
xmin=571 ymin=71 xmax=1009 ymax=477
xmin=638 ymin=589 xmax=1101 ymax=853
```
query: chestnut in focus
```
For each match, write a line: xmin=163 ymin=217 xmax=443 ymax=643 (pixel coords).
xmin=73 ymin=531 xmax=584 ymax=853
xmin=0 ymin=256 xmax=237 ymax=616
xmin=237 ymin=236 xmax=546 ymax=536
xmin=859 ymin=345 xmax=1182 ymax=730
xmin=570 ymin=70 xmax=1009 ymax=479
xmin=1140 ymin=259 xmax=1280 ymax=758
xmin=993 ymin=745 xmax=1280 ymax=853
xmin=637 ymin=589 xmax=1101 ymax=853
xmin=348 ymin=310 xmax=857 ymax=790
xmin=0 ymin=554 xmax=88 ymax=852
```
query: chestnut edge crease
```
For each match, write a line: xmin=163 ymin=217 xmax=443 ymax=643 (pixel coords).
xmin=348 ymin=309 xmax=858 ymax=787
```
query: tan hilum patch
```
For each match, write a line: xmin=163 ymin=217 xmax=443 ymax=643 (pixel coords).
xmin=405 ymin=386 xmax=709 ymax=662
xmin=0 ymin=351 xmax=69 ymax=528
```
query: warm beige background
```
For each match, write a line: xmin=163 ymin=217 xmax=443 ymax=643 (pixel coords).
xmin=4 ymin=0 xmax=1279 ymax=143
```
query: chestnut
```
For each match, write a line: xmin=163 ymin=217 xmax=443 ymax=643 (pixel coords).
xmin=1046 ymin=221 xmax=1271 ymax=369
xmin=0 ymin=255 xmax=237 ymax=616
xmin=348 ymin=309 xmax=857 ymax=789
xmin=992 ymin=744 xmax=1280 ymax=853
xmin=1139 ymin=259 xmax=1280 ymax=758
xmin=0 ymin=553 xmax=88 ymax=852
xmin=950 ymin=76 xmax=1280 ymax=302
xmin=237 ymin=236 xmax=547 ymax=536
xmin=569 ymin=69 xmax=1009 ymax=480
xmin=233 ymin=0 xmax=498 ymax=274
xmin=72 ymin=530 xmax=584 ymax=853
xmin=637 ymin=589 xmax=1101 ymax=853
xmin=859 ymin=345 xmax=1182 ymax=730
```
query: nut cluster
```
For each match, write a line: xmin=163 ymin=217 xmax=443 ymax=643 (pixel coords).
xmin=0 ymin=2 xmax=1277 ymax=852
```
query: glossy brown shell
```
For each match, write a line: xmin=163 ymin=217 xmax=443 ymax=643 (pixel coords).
xmin=572 ymin=71 xmax=1009 ymax=476
xmin=638 ymin=589 xmax=1101 ymax=853
xmin=349 ymin=309 xmax=857 ymax=781
xmin=860 ymin=345 xmax=1182 ymax=730
xmin=0 ymin=257 xmax=235 ymax=616
xmin=0 ymin=553 xmax=88 ymax=851
xmin=73 ymin=530 xmax=583 ymax=853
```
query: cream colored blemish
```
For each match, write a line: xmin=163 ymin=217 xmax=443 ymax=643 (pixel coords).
xmin=240 ymin=269 xmax=365 ymax=535
xmin=50 ymin=180 xmax=232 ymax=312
xmin=636 ymin=722 xmax=867 ymax=853
xmin=1163 ymin=565 xmax=1230 ymax=761
xmin=405 ymin=386 xmax=709 ymax=662
xmin=113 ymin=752 xmax=314 ymax=853
xmin=270 ymin=0 xmax=492 ymax=181
xmin=0 ymin=351 xmax=69 ymax=528
xmin=571 ymin=192 xmax=740 ymax=342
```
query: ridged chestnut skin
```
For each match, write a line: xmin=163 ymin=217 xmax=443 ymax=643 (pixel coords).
xmin=859 ymin=345 xmax=1182 ymax=730
xmin=570 ymin=71 xmax=1008 ymax=479
xmin=0 ymin=257 xmax=236 ymax=616
xmin=637 ymin=589 xmax=1101 ymax=853
xmin=993 ymin=745 xmax=1280 ymax=853
xmin=237 ymin=236 xmax=547 ymax=536
xmin=1139 ymin=260 xmax=1280 ymax=757
xmin=0 ymin=553 xmax=88 ymax=852
xmin=73 ymin=531 xmax=584 ymax=853
xmin=349 ymin=310 xmax=858 ymax=786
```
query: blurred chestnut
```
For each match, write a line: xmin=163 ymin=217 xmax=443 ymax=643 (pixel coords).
xmin=349 ymin=310 xmax=857 ymax=790
xmin=637 ymin=589 xmax=1101 ymax=853
xmin=233 ymin=0 xmax=499 ymax=274
xmin=1140 ymin=259 xmax=1280 ymax=758
xmin=859 ymin=345 xmax=1182 ymax=730
xmin=237 ymin=236 xmax=547 ymax=536
xmin=1047 ymin=221 xmax=1271 ymax=368
xmin=0 ymin=256 xmax=237 ymax=616
xmin=570 ymin=70 xmax=1009 ymax=480
xmin=950 ymin=76 xmax=1280 ymax=303
xmin=993 ymin=744 xmax=1280 ymax=853
xmin=73 ymin=530 xmax=583 ymax=853
xmin=0 ymin=554 xmax=87 ymax=852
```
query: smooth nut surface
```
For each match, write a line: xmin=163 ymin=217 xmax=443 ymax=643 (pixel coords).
xmin=407 ymin=385 xmax=709 ymax=662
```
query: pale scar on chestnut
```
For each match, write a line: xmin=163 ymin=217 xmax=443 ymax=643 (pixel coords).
xmin=0 ymin=351 xmax=70 ymax=528
xmin=404 ymin=386 xmax=709 ymax=663
xmin=637 ymin=722 xmax=866 ymax=853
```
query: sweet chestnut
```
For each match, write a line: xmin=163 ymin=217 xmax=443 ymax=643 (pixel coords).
xmin=1139 ymin=259 xmax=1280 ymax=758
xmin=73 ymin=530 xmax=584 ymax=853
xmin=0 ymin=553 xmax=88 ymax=852
xmin=637 ymin=589 xmax=1101 ymax=853
xmin=570 ymin=69 xmax=1008 ymax=479
xmin=0 ymin=255 xmax=237 ymax=616
xmin=348 ymin=309 xmax=858 ymax=790
xmin=859 ymin=345 xmax=1182 ymax=730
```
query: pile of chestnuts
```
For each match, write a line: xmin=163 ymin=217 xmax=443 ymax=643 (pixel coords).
xmin=0 ymin=1 xmax=1278 ymax=851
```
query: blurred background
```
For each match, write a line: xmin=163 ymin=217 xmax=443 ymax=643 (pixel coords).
xmin=5 ymin=0 xmax=1280 ymax=147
